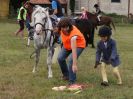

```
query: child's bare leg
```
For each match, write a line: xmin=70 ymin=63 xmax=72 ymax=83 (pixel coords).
xmin=113 ymin=67 xmax=122 ymax=85
xmin=15 ymin=29 xmax=21 ymax=36
xmin=20 ymin=30 xmax=24 ymax=38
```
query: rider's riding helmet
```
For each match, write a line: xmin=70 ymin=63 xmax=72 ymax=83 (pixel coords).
xmin=94 ymin=4 xmax=99 ymax=8
xmin=98 ymin=26 xmax=112 ymax=37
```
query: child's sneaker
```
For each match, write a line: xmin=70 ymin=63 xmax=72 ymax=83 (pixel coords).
xmin=117 ymin=81 xmax=122 ymax=85
xmin=101 ymin=81 xmax=109 ymax=86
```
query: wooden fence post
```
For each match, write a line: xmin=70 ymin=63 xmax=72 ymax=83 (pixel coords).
xmin=0 ymin=0 xmax=9 ymax=18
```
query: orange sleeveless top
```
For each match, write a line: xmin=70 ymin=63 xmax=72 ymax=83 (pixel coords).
xmin=61 ymin=26 xmax=86 ymax=50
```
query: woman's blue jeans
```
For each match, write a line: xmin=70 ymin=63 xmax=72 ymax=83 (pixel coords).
xmin=25 ymin=18 xmax=31 ymax=30
xmin=57 ymin=47 xmax=84 ymax=84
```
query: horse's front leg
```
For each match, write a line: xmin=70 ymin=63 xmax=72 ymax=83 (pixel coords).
xmin=47 ymin=47 xmax=54 ymax=78
xmin=32 ymin=49 xmax=40 ymax=73
xmin=27 ymin=37 xmax=30 ymax=46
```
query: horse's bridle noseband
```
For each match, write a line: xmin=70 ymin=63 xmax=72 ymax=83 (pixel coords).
xmin=34 ymin=16 xmax=47 ymax=28
xmin=34 ymin=17 xmax=53 ymax=32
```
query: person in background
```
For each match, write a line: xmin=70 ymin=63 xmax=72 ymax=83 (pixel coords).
xmin=94 ymin=4 xmax=102 ymax=22
xmin=25 ymin=1 xmax=33 ymax=31
xmin=14 ymin=2 xmax=28 ymax=38
xmin=57 ymin=18 xmax=86 ymax=85
xmin=49 ymin=0 xmax=66 ymax=49
xmin=80 ymin=7 xmax=88 ymax=19
xmin=24 ymin=1 xmax=34 ymax=46
xmin=94 ymin=26 xmax=122 ymax=86
xmin=49 ymin=0 xmax=63 ymax=19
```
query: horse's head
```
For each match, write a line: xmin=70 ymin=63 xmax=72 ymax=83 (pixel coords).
xmin=31 ymin=6 xmax=54 ymax=48
xmin=31 ymin=6 xmax=53 ymax=35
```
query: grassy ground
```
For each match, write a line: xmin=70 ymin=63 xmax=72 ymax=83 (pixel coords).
xmin=0 ymin=19 xmax=133 ymax=99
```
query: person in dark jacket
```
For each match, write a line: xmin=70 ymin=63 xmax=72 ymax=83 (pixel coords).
xmin=94 ymin=4 xmax=102 ymax=22
xmin=94 ymin=26 xmax=122 ymax=86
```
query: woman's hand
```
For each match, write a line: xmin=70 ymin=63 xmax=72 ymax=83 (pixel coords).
xmin=72 ymin=65 xmax=78 ymax=73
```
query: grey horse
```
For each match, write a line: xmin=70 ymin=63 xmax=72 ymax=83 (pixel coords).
xmin=30 ymin=6 xmax=55 ymax=78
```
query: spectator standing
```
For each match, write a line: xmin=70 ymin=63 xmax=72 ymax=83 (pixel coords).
xmin=14 ymin=2 xmax=28 ymax=38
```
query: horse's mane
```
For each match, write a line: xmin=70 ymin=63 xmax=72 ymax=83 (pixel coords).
xmin=32 ymin=5 xmax=51 ymax=18
xmin=86 ymin=12 xmax=96 ymax=18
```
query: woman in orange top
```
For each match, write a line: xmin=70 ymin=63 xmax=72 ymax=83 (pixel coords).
xmin=57 ymin=18 xmax=86 ymax=85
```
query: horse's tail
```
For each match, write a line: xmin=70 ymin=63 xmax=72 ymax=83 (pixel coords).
xmin=111 ymin=20 xmax=116 ymax=31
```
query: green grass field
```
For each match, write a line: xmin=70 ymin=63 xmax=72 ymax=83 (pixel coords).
xmin=0 ymin=19 xmax=133 ymax=99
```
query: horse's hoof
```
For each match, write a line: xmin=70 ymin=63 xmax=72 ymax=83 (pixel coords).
xmin=91 ymin=46 xmax=95 ymax=48
xmin=32 ymin=70 xmax=36 ymax=73
xmin=26 ymin=45 xmax=30 ymax=47
xmin=48 ymin=75 xmax=53 ymax=78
